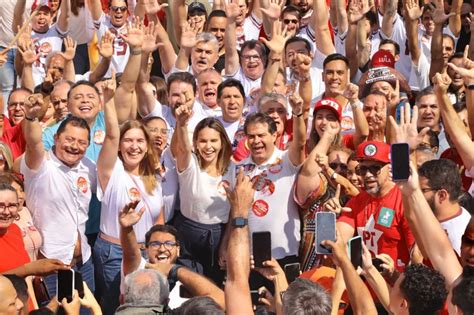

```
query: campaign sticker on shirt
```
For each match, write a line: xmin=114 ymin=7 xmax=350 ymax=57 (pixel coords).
xmin=76 ymin=176 xmax=88 ymax=193
xmin=128 ymin=187 xmax=141 ymax=201
xmin=252 ymin=175 xmax=266 ymax=191
xmin=260 ymin=179 xmax=275 ymax=196
xmin=238 ymin=163 xmax=256 ymax=175
xmin=217 ymin=180 xmax=230 ymax=196
xmin=377 ymin=207 xmax=395 ymax=228
xmin=93 ymin=130 xmax=105 ymax=145
xmin=39 ymin=42 xmax=52 ymax=55
xmin=341 ymin=116 xmax=354 ymax=131
xmin=268 ymin=158 xmax=283 ymax=174
xmin=252 ymin=199 xmax=269 ymax=217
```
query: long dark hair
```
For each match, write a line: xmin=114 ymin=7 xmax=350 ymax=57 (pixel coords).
xmin=193 ymin=118 xmax=232 ymax=175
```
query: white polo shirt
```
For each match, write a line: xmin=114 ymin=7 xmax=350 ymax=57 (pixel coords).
xmin=440 ymin=207 xmax=471 ymax=256
xmin=230 ymin=149 xmax=301 ymax=259
xmin=21 ymin=152 xmax=97 ymax=264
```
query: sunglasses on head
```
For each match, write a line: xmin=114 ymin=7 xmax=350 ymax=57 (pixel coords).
xmin=355 ymin=164 xmax=386 ymax=176
xmin=110 ymin=6 xmax=127 ymax=12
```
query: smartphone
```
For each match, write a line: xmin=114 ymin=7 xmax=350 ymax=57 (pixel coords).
xmin=348 ymin=236 xmax=363 ymax=268
xmin=57 ymin=269 xmax=75 ymax=302
xmin=372 ymin=258 xmax=384 ymax=272
xmin=315 ymin=212 xmax=336 ymax=254
xmin=250 ymin=290 xmax=260 ymax=306
xmin=391 ymin=143 xmax=410 ymax=181
xmin=252 ymin=231 xmax=272 ymax=268
xmin=284 ymin=263 xmax=301 ymax=284
xmin=179 ymin=285 xmax=192 ymax=298
xmin=74 ymin=271 xmax=84 ymax=299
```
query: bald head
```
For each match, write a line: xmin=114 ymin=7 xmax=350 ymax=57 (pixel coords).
xmin=0 ymin=275 xmax=23 ymax=315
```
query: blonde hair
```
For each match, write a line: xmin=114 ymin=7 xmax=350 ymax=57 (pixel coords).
xmin=0 ymin=142 xmax=14 ymax=171
xmin=119 ymin=120 xmax=158 ymax=194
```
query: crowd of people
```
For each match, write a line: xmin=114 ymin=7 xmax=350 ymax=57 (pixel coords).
xmin=0 ymin=0 xmax=473 ymax=313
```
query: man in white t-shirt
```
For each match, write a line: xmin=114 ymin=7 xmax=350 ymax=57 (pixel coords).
xmin=90 ymin=0 xmax=130 ymax=75
xmin=216 ymin=79 xmax=246 ymax=149
xmin=418 ymin=159 xmax=471 ymax=256
xmin=21 ymin=108 xmax=97 ymax=297
xmin=16 ymin=1 xmax=70 ymax=86
xmin=119 ymin=203 xmax=225 ymax=310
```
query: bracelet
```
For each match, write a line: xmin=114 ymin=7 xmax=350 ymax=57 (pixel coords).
xmin=292 ymin=111 xmax=303 ymax=118
xmin=25 ymin=116 xmax=38 ymax=122
xmin=350 ymin=100 xmax=363 ymax=110
xmin=131 ymin=49 xmax=142 ymax=55
xmin=331 ymin=172 xmax=338 ymax=180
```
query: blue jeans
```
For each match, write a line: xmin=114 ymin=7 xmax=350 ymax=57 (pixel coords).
xmin=93 ymin=236 xmax=123 ymax=315
xmin=44 ymin=257 xmax=95 ymax=315
xmin=0 ymin=46 xmax=16 ymax=107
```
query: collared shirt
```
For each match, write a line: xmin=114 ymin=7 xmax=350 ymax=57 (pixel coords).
xmin=230 ymin=149 xmax=301 ymax=259
xmin=21 ymin=151 xmax=97 ymax=264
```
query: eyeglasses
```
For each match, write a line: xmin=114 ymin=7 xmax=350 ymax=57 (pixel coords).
xmin=0 ymin=203 xmax=19 ymax=212
xmin=329 ymin=162 xmax=348 ymax=173
xmin=148 ymin=127 xmax=170 ymax=135
xmin=420 ymin=188 xmax=438 ymax=193
xmin=148 ymin=240 xmax=178 ymax=250
xmin=241 ymin=54 xmax=261 ymax=61
xmin=8 ymin=102 xmax=25 ymax=108
xmin=110 ymin=6 xmax=127 ymax=12
xmin=355 ymin=164 xmax=386 ymax=176
xmin=283 ymin=19 xmax=298 ymax=25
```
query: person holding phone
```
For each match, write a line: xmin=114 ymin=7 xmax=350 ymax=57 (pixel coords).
xmin=337 ymin=141 xmax=415 ymax=271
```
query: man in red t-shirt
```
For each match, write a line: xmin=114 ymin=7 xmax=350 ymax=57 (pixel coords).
xmin=337 ymin=141 xmax=415 ymax=270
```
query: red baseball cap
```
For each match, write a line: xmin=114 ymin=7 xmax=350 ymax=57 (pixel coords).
xmin=31 ymin=0 xmax=52 ymax=12
xmin=313 ymin=98 xmax=342 ymax=122
xmin=371 ymin=50 xmax=395 ymax=68
xmin=356 ymin=141 xmax=391 ymax=163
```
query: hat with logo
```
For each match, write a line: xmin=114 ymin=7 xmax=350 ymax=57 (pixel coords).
xmin=188 ymin=1 xmax=207 ymax=16
xmin=357 ymin=66 xmax=411 ymax=99
xmin=371 ymin=50 xmax=395 ymax=68
xmin=356 ymin=141 xmax=391 ymax=163
xmin=313 ymin=98 xmax=342 ymax=122
xmin=31 ymin=0 xmax=51 ymax=12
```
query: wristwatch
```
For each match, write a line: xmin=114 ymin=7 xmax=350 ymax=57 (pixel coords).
xmin=232 ymin=217 xmax=248 ymax=228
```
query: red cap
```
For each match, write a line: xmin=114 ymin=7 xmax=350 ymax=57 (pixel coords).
xmin=356 ymin=141 xmax=391 ymax=163
xmin=31 ymin=0 xmax=51 ymax=11
xmin=313 ymin=98 xmax=342 ymax=122
xmin=371 ymin=50 xmax=395 ymax=68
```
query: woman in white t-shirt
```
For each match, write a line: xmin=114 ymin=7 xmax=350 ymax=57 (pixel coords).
xmin=172 ymin=103 xmax=232 ymax=285
xmin=94 ymin=99 xmax=164 ymax=313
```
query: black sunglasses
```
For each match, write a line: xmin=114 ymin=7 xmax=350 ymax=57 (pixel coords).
xmin=355 ymin=164 xmax=386 ymax=176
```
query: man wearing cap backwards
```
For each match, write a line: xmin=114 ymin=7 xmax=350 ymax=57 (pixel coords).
xmin=337 ymin=141 xmax=415 ymax=270
xmin=15 ymin=0 xmax=70 ymax=86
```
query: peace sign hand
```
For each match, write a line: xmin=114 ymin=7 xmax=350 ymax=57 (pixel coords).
xmin=323 ymin=184 xmax=352 ymax=214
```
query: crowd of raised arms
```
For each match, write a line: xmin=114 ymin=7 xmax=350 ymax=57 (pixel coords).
xmin=0 ymin=0 xmax=473 ymax=314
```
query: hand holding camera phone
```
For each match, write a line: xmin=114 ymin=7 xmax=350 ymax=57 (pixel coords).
xmin=315 ymin=212 xmax=336 ymax=254
xmin=57 ymin=269 xmax=75 ymax=302
xmin=252 ymin=231 xmax=272 ymax=268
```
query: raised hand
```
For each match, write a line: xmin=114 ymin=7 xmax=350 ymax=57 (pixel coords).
xmin=361 ymin=243 xmax=374 ymax=272
xmin=388 ymin=104 xmax=429 ymax=150
xmin=429 ymin=0 xmax=455 ymax=25
xmin=260 ymin=20 xmax=290 ymax=55
xmin=118 ymin=200 xmax=145 ymax=228
xmin=294 ymin=53 xmax=312 ymax=80
xmin=24 ymin=94 xmax=44 ymax=120
xmin=224 ymin=0 xmax=241 ymax=21
xmin=447 ymin=45 xmax=474 ymax=83
xmin=142 ymin=22 xmax=163 ymax=53
xmin=102 ymin=69 xmax=117 ymax=103
xmin=432 ymin=71 xmax=452 ymax=94
xmin=394 ymin=161 xmax=420 ymax=196
xmin=140 ymin=0 xmax=168 ymax=15
xmin=120 ymin=16 xmax=144 ymax=49
xmin=224 ymin=167 xmax=255 ymax=216
xmin=315 ymin=153 xmax=329 ymax=170
xmin=323 ymin=184 xmax=352 ymax=214
xmin=261 ymin=0 xmax=284 ymax=21
xmin=175 ymin=103 xmax=193 ymax=126
xmin=405 ymin=0 xmax=423 ymax=21
xmin=17 ymin=39 xmax=39 ymax=65
xmin=348 ymin=0 xmax=373 ymax=24
xmin=98 ymin=31 xmax=115 ymax=59
xmin=180 ymin=20 xmax=198 ymax=49
xmin=59 ymin=36 xmax=77 ymax=62
xmin=289 ymin=92 xmax=304 ymax=115
xmin=342 ymin=82 xmax=360 ymax=104
xmin=321 ymin=230 xmax=349 ymax=266
xmin=375 ymin=253 xmax=395 ymax=277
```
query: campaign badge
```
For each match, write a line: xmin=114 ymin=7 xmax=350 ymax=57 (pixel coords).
xmin=252 ymin=175 xmax=266 ymax=191
xmin=268 ymin=159 xmax=283 ymax=174
xmin=93 ymin=130 xmax=105 ymax=145
xmin=128 ymin=187 xmax=141 ymax=201
xmin=252 ymin=200 xmax=269 ymax=217
xmin=377 ymin=207 xmax=395 ymax=228
xmin=76 ymin=176 xmax=88 ymax=193
xmin=260 ymin=179 xmax=275 ymax=196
